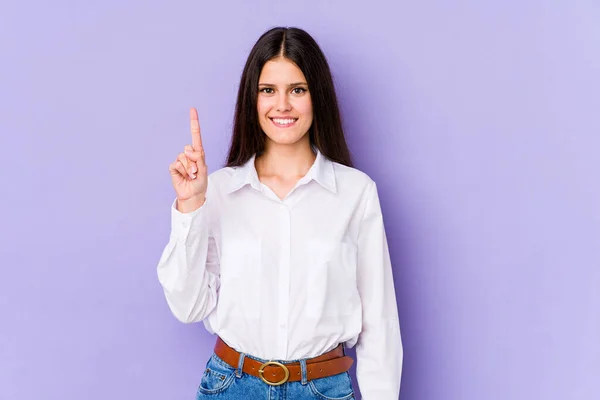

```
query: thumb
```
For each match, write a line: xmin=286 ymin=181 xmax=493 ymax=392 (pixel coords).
xmin=185 ymin=149 xmax=203 ymax=162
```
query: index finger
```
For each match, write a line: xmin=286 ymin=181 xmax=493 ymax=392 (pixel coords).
xmin=190 ymin=107 xmax=203 ymax=151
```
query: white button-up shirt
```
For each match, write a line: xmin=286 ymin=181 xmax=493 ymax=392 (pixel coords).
xmin=157 ymin=149 xmax=403 ymax=399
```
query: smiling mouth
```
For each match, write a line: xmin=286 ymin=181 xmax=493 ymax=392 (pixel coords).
xmin=269 ymin=117 xmax=298 ymax=127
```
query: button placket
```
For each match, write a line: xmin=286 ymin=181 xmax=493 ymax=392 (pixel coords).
xmin=277 ymin=205 xmax=291 ymax=357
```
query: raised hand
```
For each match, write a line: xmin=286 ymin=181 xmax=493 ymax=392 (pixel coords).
xmin=169 ymin=107 xmax=208 ymax=212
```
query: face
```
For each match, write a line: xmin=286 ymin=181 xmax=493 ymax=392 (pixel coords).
xmin=257 ymin=57 xmax=313 ymax=148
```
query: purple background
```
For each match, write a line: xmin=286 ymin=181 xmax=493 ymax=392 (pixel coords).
xmin=1 ymin=1 xmax=599 ymax=399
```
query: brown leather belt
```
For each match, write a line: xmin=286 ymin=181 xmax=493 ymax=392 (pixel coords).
xmin=214 ymin=337 xmax=354 ymax=386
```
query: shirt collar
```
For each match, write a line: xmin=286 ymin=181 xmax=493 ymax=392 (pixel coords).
xmin=227 ymin=148 xmax=337 ymax=194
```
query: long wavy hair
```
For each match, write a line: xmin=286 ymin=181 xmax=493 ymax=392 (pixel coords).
xmin=225 ymin=27 xmax=352 ymax=168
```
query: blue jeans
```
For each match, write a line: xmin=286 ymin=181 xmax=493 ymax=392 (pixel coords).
xmin=196 ymin=351 xmax=356 ymax=399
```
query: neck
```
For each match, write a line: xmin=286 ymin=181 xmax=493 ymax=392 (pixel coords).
xmin=255 ymin=139 xmax=316 ymax=180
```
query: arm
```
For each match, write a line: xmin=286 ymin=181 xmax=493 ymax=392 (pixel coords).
xmin=156 ymin=195 xmax=220 ymax=323
xmin=355 ymin=181 xmax=403 ymax=399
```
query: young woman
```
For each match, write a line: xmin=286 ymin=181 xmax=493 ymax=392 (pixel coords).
xmin=157 ymin=27 xmax=402 ymax=399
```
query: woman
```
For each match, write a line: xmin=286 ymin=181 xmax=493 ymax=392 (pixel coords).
xmin=157 ymin=27 xmax=402 ymax=399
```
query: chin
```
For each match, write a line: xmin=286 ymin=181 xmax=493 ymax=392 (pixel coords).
xmin=264 ymin=132 xmax=308 ymax=146
xmin=267 ymin=137 xmax=304 ymax=146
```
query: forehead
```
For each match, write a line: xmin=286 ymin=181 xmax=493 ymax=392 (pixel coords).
xmin=259 ymin=57 xmax=307 ymax=83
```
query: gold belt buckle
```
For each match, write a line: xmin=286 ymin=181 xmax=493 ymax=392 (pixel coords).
xmin=258 ymin=361 xmax=290 ymax=386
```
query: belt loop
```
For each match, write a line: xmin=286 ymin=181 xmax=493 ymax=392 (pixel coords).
xmin=236 ymin=353 xmax=246 ymax=378
xmin=300 ymin=359 xmax=308 ymax=385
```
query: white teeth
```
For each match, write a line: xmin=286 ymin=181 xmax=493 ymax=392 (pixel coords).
xmin=272 ymin=118 xmax=296 ymax=125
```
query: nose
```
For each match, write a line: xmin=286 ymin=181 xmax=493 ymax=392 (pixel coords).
xmin=276 ymin=92 xmax=291 ymax=112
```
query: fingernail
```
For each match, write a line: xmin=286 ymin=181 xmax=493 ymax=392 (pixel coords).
xmin=191 ymin=173 xmax=196 ymax=179
xmin=192 ymin=166 xmax=197 ymax=173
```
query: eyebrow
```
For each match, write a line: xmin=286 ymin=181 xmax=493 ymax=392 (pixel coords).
xmin=258 ymin=82 xmax=308 ymax=87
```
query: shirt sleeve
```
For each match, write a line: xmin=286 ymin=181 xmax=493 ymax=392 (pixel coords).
xmin=355 ymin=181 xmax=403 ymax=399
xmin=156 ymin=195 xmax=220 ymax=324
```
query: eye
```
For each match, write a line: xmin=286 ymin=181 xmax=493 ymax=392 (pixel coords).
xmin=259 ymin=87 xmax=274 ymax=94
xmin=292 ymin=87 xmax=307 ymax=94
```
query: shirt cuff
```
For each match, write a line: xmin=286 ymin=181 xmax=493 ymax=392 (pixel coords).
xmin=170 ymin=198 xmax=208 ymax=242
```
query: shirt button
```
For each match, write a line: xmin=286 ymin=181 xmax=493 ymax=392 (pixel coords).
xmin=279 ymin=323 xmax=286 ymax=329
